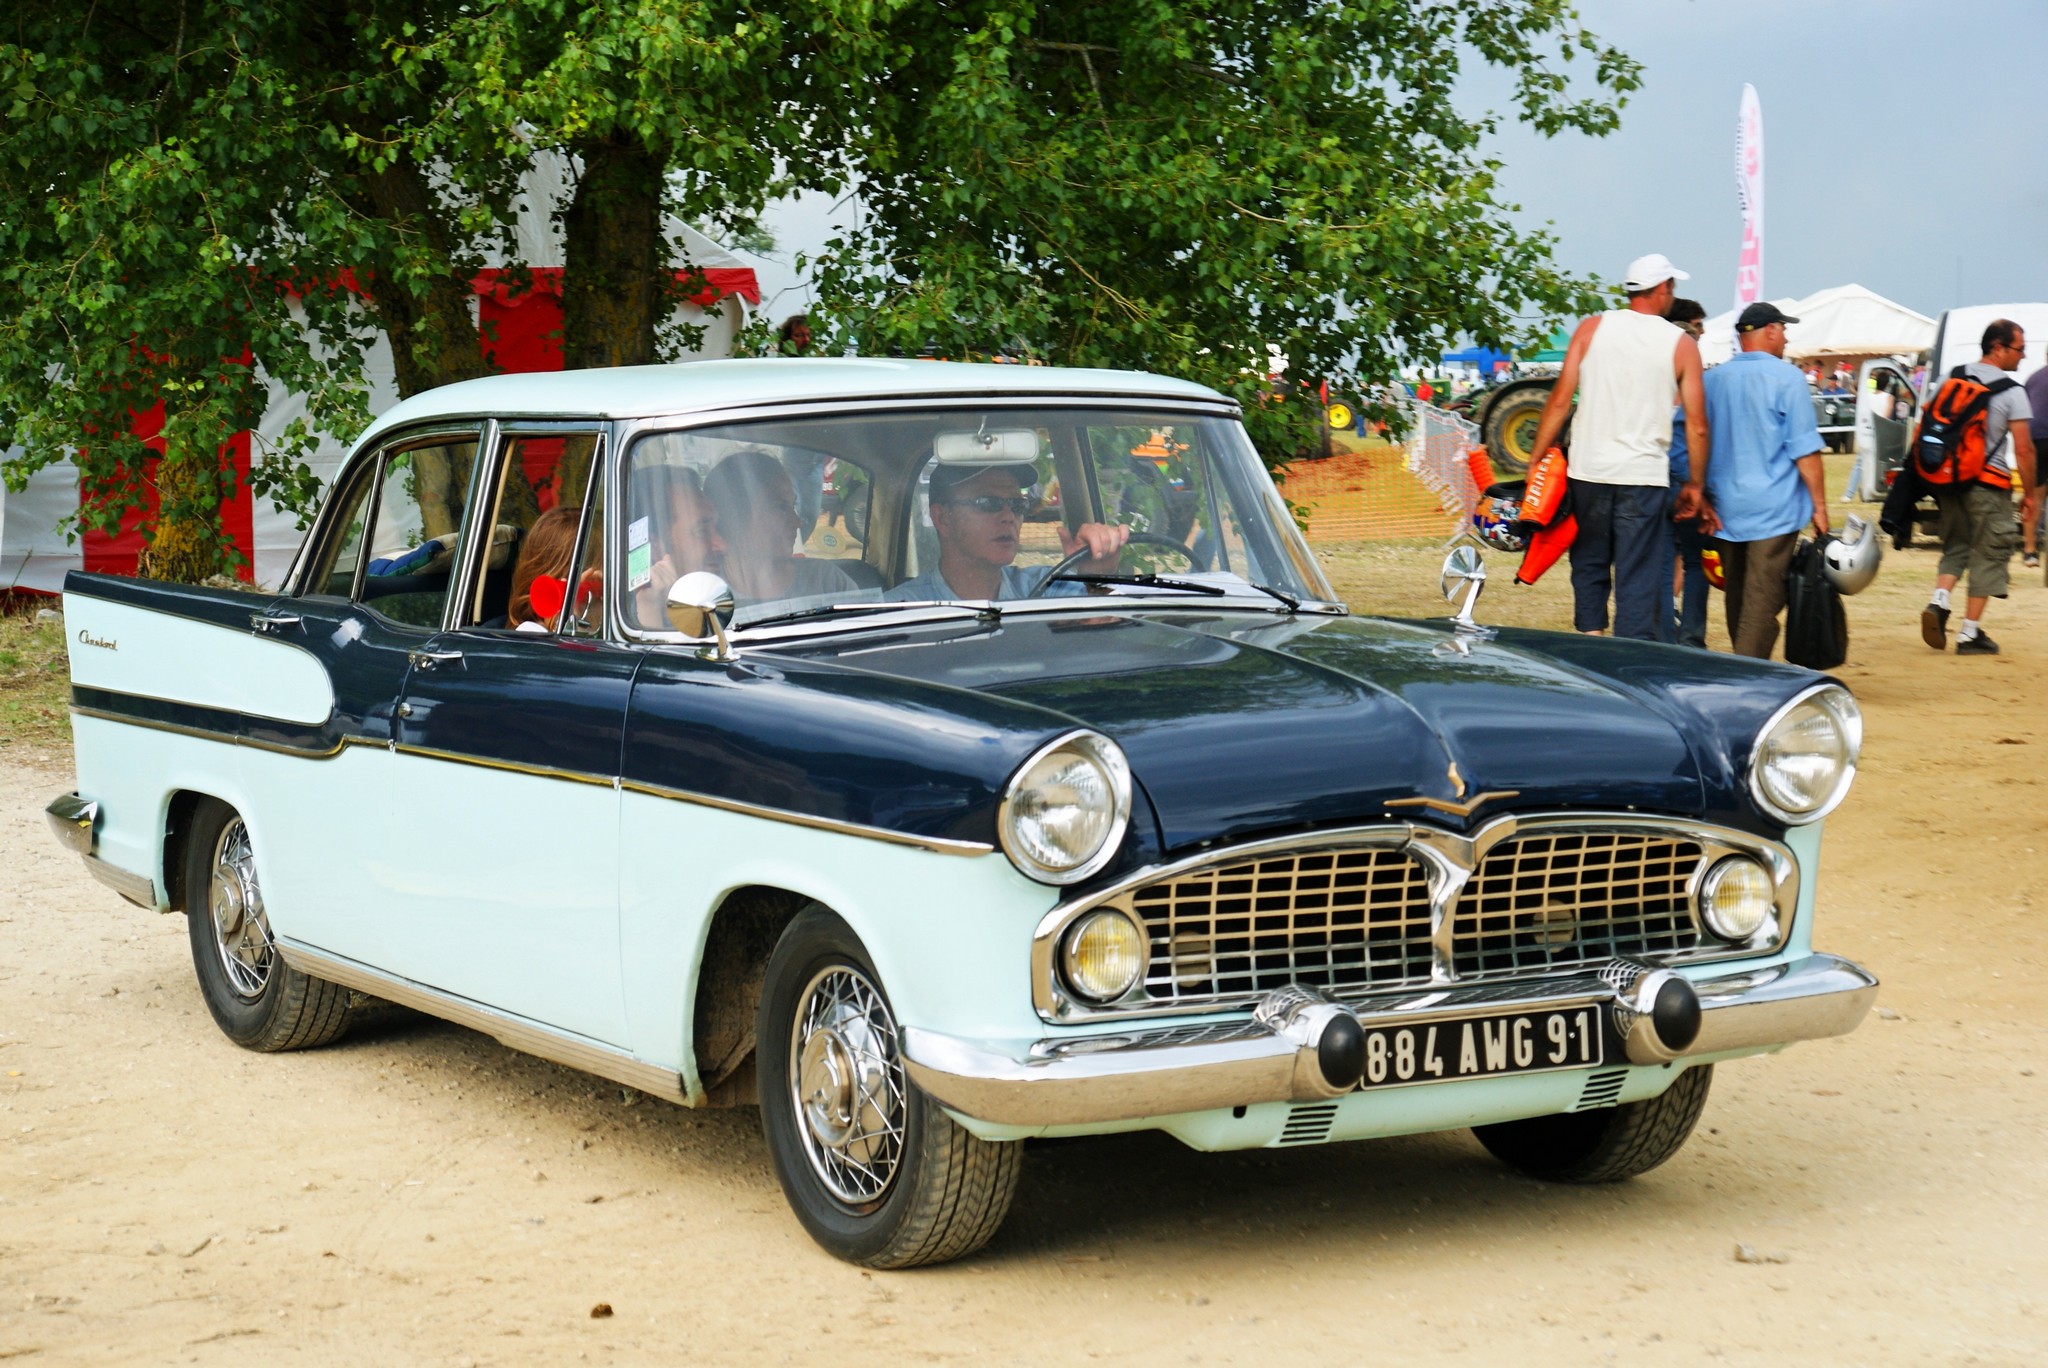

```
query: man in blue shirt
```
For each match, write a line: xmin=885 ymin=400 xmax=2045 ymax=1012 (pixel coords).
xmin=1702 ymin=302 xmax=1830 ymax=659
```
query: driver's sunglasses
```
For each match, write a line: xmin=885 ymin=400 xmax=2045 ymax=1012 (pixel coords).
xmin=945 ymin=494 xmax=1033 ymax=516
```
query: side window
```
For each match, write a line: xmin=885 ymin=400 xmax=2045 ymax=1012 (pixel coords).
xmin=305 ymin=464 xmax=376 ymax=598
xmin=359 ymin=438 xmax=478 ymax=629
xmin=472 ymin=431 xmax=603 ymax=630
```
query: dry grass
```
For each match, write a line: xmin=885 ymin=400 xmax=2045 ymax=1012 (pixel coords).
xmin=0 ymin=602 xmax=71 ymax=753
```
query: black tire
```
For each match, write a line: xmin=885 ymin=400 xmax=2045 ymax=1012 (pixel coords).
xmin=757 ymin=907 xmax=1021 ymax=1268
xmin=183 ymin=797 xmax=352 ymax=1053
xmin=1472 ymin=1064 xmax=1712 ymax=1183
xmin=1480 ymin=384 xmax=1561 ymax=476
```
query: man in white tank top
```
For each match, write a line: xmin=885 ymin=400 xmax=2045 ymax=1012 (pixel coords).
xmin=1528 ymin=254 xmax=1712 ymax=639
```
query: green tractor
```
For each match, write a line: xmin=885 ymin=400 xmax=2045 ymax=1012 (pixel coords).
xmin=1463 ymin=375 xmax=1570 ymax=476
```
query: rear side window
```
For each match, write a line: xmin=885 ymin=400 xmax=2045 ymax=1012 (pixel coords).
xmin=359 ymin=437 xmax=478 ymax=629
xmin=306 ymin=466 xmax=375 ymax=598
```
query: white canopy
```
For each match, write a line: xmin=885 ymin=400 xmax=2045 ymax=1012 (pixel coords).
xmin=1700 ymin=283 xmax=1935 ymax=366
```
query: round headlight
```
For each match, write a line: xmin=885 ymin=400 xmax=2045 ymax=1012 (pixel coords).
xmin=1062 ymin=908 xmax=1147 ymax=1003
xmin=1749 ymin=686 xmax=1861 ymax=823
xmin=999 ymin=732 xmax=1131 ymax=884
xmin=1699 ymin=856 xmax=1775 ymax=941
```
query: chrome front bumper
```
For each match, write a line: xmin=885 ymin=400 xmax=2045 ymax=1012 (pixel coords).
xmin=901 ymin=954 xmax=1877 ymax=1129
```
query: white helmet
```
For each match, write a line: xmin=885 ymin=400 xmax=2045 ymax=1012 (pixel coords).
xmin=1821 ymin=516 xmax=1882 ymax=595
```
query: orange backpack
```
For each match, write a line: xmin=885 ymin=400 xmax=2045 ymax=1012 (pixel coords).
xmin=1914 ymin=367 xmax=2021 ymax=489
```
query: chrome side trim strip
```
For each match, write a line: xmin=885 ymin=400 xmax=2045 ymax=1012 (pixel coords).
xmin=390 ymin=742 xmax=618 ymax=789
xmin=84 ymin=855 xmax=156 ymax=908
xmin=69 ymin=700 xmax=350 ymax=759
xmin=618 ymin=778 xmax=994 ymax=857
xmin=276 ymin=942 xmax=689 ymax=1104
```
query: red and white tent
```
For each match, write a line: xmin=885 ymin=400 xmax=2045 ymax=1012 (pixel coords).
xmin=1 ymin=154 xmax=761 ymax=594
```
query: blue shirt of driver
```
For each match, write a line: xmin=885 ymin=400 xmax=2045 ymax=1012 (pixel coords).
xmin=885 ymin=564 xmax=1085 ymax=601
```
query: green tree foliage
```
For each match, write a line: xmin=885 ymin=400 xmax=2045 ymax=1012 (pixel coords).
xmin=1 ymin=0 xmax=1636 ymax=581
xmin=814 ymin=0 xmax=1640 ymax=459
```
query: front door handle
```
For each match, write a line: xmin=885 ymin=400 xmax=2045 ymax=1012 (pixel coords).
xmin=250 ymin=610 xmax=302 ymax=635
xmin=408 ymin=649 xmax=465 ymax=671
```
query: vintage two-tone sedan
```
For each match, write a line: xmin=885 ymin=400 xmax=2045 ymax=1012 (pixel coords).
xmin=48 ymin=359 xmax=1876 ymax=1267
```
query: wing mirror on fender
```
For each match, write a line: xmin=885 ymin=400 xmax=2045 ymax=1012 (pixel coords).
xmin=667 ymin=571 xmax=736 ymax=660
xmin=1439 ymin=543 xmax=1494 ymax=637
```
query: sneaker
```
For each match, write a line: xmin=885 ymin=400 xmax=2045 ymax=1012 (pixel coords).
xmin=1921 ymin=603 xmax=1950 ymax=650
xmin=2027 ymin=552 xmax=2042 ymax=570
xmin=1957 ymin=630 xmax=2001 ymax=655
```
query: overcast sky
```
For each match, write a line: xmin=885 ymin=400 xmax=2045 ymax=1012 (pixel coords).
xmin=733 ymin=0 xmax=2048 ymax=328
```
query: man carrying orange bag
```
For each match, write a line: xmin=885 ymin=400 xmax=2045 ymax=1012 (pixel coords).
xmin=1526 ymin=254 xmax=1713 ymax=639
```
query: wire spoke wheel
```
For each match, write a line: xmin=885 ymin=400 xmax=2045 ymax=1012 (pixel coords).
xmin=207 ymin=817 xmax=274 ymax=1000
xmin=790 ymin=965 xmax=908 ymax=1206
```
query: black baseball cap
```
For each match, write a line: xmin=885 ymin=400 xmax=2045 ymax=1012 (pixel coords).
xmin=1737 ymin=302 xmax=1800 ymax=332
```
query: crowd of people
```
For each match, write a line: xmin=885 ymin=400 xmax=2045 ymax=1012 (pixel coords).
xmin=1521 ymin=253 xmax=2038 ymax=660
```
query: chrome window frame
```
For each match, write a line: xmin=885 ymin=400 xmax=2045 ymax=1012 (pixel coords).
xmin=282 ymin=421 xmax=490 ymax=614
xmin=450 ymin=420 xmax=609 ymax=633
xmin=1030 ymin=812 xmax=1800 ymax=1024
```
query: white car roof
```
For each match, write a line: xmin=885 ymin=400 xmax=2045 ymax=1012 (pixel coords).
xmin=353 ymin=358 xmax=1231 ymax=451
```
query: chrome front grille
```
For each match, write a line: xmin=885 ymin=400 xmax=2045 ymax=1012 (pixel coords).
xmin=1451 ymin=831 xmax=1703 ymax=976
xmin=1129 ymin=845 xmax=1434 ymax=1004
xmin=1041 ymin=816 xmax=1789 ymax=1022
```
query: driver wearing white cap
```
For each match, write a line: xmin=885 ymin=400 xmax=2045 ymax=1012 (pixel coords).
xmin=1527 ymin=253 xmax=1712 ymax=639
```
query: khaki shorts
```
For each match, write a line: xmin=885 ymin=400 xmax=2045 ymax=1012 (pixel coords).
xmin=1934 ymin=484 xmax=2018 ymax=599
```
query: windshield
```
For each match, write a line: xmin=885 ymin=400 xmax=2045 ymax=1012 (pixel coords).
xmin=621 ymin=405 xmax=1333 ymax=630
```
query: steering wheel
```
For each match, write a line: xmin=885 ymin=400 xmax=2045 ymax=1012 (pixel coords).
xmin=1043 ymin=532 xmax=1201 ymax=585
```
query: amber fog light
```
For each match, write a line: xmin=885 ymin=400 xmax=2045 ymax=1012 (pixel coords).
xmin=1062 ymin=909 xmax=1147 ymax=1003
xmin=1699 ymin=856 xmax=1774 ymax=941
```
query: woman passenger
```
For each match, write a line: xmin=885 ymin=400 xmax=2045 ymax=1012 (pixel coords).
xmin=702 ymin=448 xmax=860 ymax=609
xmin=507 ymin=506 xmax=586 ymax=632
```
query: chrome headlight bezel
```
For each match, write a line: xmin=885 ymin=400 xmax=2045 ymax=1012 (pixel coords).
xmin=1747 ymin=683 xmax=1862 ymax=825
xmin=997 ymin=730 xmax=1133 ymax=885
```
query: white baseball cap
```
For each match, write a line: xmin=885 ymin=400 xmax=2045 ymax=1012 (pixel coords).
xmin=1623 ymin=253 xmax=1690 ymax=292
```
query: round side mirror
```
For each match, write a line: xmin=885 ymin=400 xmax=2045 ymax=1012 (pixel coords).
xmin=1439 ymin=544 xmax=1492 ymax=635
xmin=667 ymin=571 xmax=735 ymax=656
xmin=1440 ymin=544 xmax=1486 ymax=604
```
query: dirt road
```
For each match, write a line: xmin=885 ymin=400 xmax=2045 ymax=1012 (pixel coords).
xmin=5 ymin=544 xmax=2047 ymax=1366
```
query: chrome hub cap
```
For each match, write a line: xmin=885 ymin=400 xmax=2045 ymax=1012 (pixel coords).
xmin=790 ymin=966 xmax=906 ymax=1205
xmin=208 ymin=818 xmax=273 ymax=1000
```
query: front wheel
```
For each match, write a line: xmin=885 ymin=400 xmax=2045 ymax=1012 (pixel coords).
xmin=757 ymin=907 xmax=1021 ymax=1268
xmin=1472 ymin=1064 xmax=1712 ymax=1183
xmin=184 ymin=797 xmax=353 ymax=1052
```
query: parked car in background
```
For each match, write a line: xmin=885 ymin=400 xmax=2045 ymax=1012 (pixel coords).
xmin=49 ymin=359 xmax=1876 ymax=1268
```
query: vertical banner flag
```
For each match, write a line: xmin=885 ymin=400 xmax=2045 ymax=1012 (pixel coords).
xmin=1734 ymin=84 xmax=1764 ymax=310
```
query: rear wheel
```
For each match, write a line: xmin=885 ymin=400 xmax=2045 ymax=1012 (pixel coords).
xmin=757 ymin=907 xmax=1021 ymax=1268
xmin=1472 ymin=1064 xmax=1712 ymax=1183
xmin=184 ymin=798 xmax=352 ymax=1052
xmin=1481 ymin=384 xmax=1561 ymax=476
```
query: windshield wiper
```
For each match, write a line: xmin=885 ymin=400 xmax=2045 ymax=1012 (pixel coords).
xmin=1048 ymin=572 xmax=1228 ymax=597
xmin=740 ymin=600 xmax=993 ymax=631
xmin=1241 ymin=580 xmax=1301 ymax=611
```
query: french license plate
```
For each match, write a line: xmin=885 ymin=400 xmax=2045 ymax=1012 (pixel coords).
xmin=1357 ymin=1007 xmax=1605 ymax=1089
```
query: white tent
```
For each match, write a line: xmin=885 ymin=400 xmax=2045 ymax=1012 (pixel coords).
xmin=1700 ymin=284 xmax=1935 ymax=367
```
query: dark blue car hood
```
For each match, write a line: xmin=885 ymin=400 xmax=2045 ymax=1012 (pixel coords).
xmin=781 ymin=609 xmax=1819 ymax=853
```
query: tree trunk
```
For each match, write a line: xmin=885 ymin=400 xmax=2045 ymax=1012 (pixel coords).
xmin=137 ymin=425 xmax=230 ymax=584
xmin=561 ymin=135 xmax=665 ymax=369
xmin=348 ymin=160 xmax=496 ymax=399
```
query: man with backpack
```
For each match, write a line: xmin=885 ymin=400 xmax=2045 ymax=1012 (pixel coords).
xmin=1918 ymin=320 xmax=2036 ymax=654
